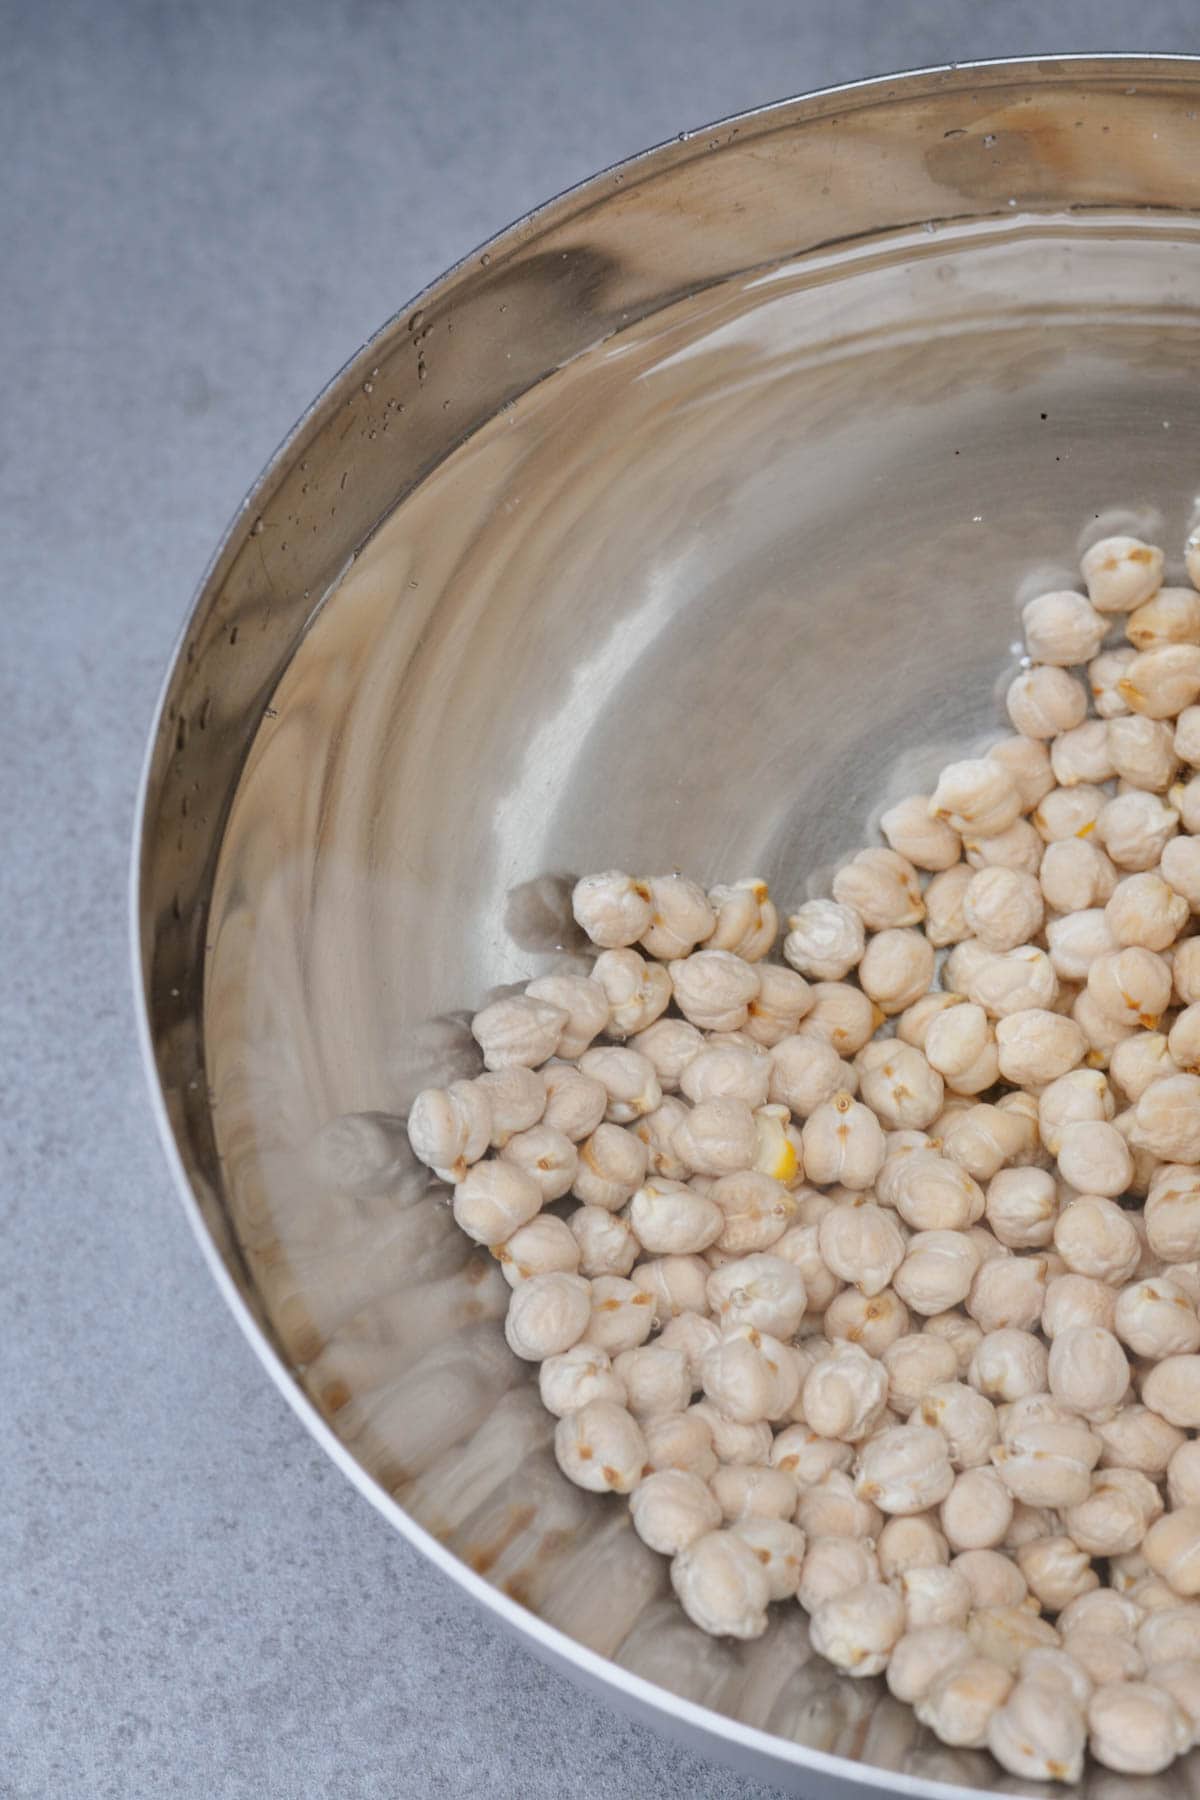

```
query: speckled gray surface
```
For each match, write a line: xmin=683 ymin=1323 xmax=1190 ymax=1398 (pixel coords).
xmin=4 ymin=2 xmax=1200 ymax=1795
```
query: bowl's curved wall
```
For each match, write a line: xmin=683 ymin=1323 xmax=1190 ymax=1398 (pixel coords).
xmin=137 ymin=59 xmax=1200 ymax=1797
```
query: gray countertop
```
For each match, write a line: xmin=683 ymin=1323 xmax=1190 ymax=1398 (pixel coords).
xmin=5 ymin=2 xmax=1199 ymax=1795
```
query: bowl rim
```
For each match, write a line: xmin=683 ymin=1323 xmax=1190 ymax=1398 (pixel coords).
xmin=131 ymin=51 xmax=1200 ymax=1797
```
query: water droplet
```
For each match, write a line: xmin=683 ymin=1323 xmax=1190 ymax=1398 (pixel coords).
xmin=480 ymin=253 xmax=491 ymax=267
xmin=409 ymin=310 xmax=425 ymax=331
xmin=983 ymin=133 xmax=997 ymax=147
xmin=250 ymin=517 xmax=264 ymax=536
xmin=363 ymin=380 xmax=374 ymax=395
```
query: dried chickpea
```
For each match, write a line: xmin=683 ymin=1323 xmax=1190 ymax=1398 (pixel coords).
xmin=986 ymin=1167 xmax=1058 ymax=1249
xmin=1052 ymin=717 xmax=1116 ymax=786
xmin=554 ymin=1398 xmax=647 ymax=1494
xmin=1055 ymin=1120 xmax=1133 ymax=1199
xmin=964 ymin=1332 xmax=1043 ymax=1396
xmin=1097 ymin=789 xmax=1180 ymax=869
xmin=1108 ymin=715 xmax=1180 ymax=792
xmin=832 ymin=847 xmax=925 ymax=930
xmin=742 ymin=963 xmax=812 ymax=1047
xmin=915 ymin=1655 xmax=1014 ymax=1747
xmin=686 ymin=1403 xmax=771 ymax=1467
xmin=989 ymin=731 xmax=1056 ymax=805
xmin=879 ymin=794 xmax=963 ymax=870
xmin=1042 ymin=1273 xmax=1117 ymax=1338
xmin=854 ymin=1423 xmax=955 ymax=1516
xmin=1082 ymin=533 xmax=1164 ymax=611
xmin=654 ymin=1302 xmax=719 ymax=1370
xmin=538 ymin=1343 xmax=626 ymax=1418
xmin=858 ymin=928 xmax=935 ymax=1015
xmin=802 ymin=1342 xmax=889 ymax=1442
xmin=963 ymin=867 xmax=1044 ymax=953
xmin=710 ymin=1463 xmax=798 ymax=1524
xmin=1142 ymin=1355 xmax=1200 ymax=1428
xmin=1064 ymin=1468 xmax=1162 ymax=1558
xmin=1040 ymin=837 xmax=1119 ymax=912
xmin=629 ymin=1468 xmax=721 ymax=1554
xmin=1047 ymin=1324 xmax=1130 ymax=1421
xmin=705 ymin=878 xmax=778 ymax=961
xmin=923 ymin=1310 xmax=984 ymax=1375
xmin=967 ymin=944 xmax=1058 ymax=1019
xmin=1043 ymin=1065 xmax=1115 ymax=1152
xmin=768 ymin=1034 xmax=855 ymax=1117
xmin=782 ymin=900 xmax=865 ymax=981
xmin=1035 ymin=782 xmax=1108 ymax=844
xmin=802 ymin=1093 xmax=885 ymax=1190
xmin=1054 ymin=1197 xmax=1141 ymax=1284
xmin=858 ymin=1043 xmax=943 ymax=1131
xmin=953 ymin=1549 xmax=1031 ymax=1611
xmin=668 ymin=950 xmax=760 ymax=1033
xmin=809 ymin=1580 xmax=906 ymax=1677
xmin=1017 ymin=1535 xmax=1099 ymax=1611
xmin=1128 ymin=583 xmax=1200 ymax=649
xmin=1096 ymin=1403 xmax=1185 ymax=1476
xmin=670 ymin=1530 xmax=770 ymax=1639
xmin=1119 ymin=643 xmax=1200 ymax=718
xmin=1114 ymin=1276 xmax=1200 ymax=1358
xmin=709 ymin=1170 xmax=796 ymax=1256
xmin=497 ymin=1213 xmax=582 ymax=1285
xmin=1024 ymin=588 xmax=1108 ymax=663
xmin=921 ymin=1379 xmax=1000 ymax=1468
xmin=1109 ymin=1031 xmax=1179 ymax=1103
xmin=887 ymin=1625 xmax=973 ymax=1704
xmin=964 ymin=815 xmax=1045 ymax=875
xmin=796 ymin=1535 xmax=880 ymax=1615
xmin=795 ymin=981 xmax=882 ymax=1055
xmin=823 ymin=1285 xmax=910 ymax=1356
xmin=1136 ymin=1082 xmax=1200 ymax=1166
xmin=1086 ymin=1678 xmax=1191 ymax=1774
xmin=542 ymin=1064 xmax=610 ymax=1142
xmin=940 ymin=1466 xmax=1013 ymax=1550
xmin=992 ymin=1415 xmax=1102 ymax=1508
xmin=796 ymin=1471 xmax=886 ymax=1543
xmin=1168 ymin=1440 xmax=1200 ymax=1509
xmin=1007 ymin=666 xmax=1089 ymax=739
xmin=628 ymin=1017 xmax=704 ymax=1090
xmin=996 ymin=1009 xmax=1084 ymax=1086
xmin=589 ymin=948 xmax=671 ymax=1039
xmin=700 ymin=1325 xmax=799 ymax=1424
xmin=1090 ymin=643 xmax=1137 ymax=715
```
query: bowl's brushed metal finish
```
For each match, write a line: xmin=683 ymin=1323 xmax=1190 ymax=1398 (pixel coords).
xmin=135 ymin=58 xmax=1200 ymax=1795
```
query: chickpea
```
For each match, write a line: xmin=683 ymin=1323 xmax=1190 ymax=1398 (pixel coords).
xmin=670 ymin=1530 xmax=771 ymax=1639
xmin=1017 ymin=1535 xmax=1099 ymax=1612
xmin=809 ymin=1580 xmax=907 ymax=1677
xmin=1055 ymin=722 xmax=1118 ymax=797
xmin=1086 ymin=1678 xmax=1192 ymax=1774
xmin=876 ymin=1513 xmax=950 ymax=1580
xmin=1047 ymin=1324 xmax=1130 ymax=1422
xmin=705 ymin=878 xmax=778 ymax=962
xmin=1082 ymin=533 xmax=1165 ymax=612
xmin=1054 ymin=1197 xmax=1141 ymax=1285
xmin=887 ymin=1625 xmax=973 ymax=1704
xmin=940 ymin=1467 xmax=1013 ymax=1551
xmin=1042 ymin=1272 xmax=1118 ymax=1338
xmin=879 ymin=794 xmax=963 ymax=870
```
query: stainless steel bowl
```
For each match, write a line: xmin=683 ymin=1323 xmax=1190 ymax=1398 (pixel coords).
xmin=135 ymin=56 xmax=1200 ymax=1797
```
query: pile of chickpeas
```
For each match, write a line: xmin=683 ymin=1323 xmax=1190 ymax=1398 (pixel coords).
xmin=408 ymin=529 xmax=1200 ymax=1783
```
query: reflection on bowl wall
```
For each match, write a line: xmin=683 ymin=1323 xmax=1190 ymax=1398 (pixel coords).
xmin=136 ymin=57 xmax=1200 ymax=1798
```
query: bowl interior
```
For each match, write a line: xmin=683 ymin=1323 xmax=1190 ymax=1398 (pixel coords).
xmin=197 ymin=201 xmax=1200 ymax=1791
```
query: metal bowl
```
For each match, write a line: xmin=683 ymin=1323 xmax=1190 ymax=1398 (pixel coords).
xmin=135 ymin=56 xmax=1200 ymax=1797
